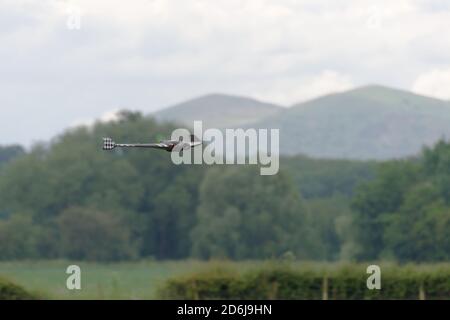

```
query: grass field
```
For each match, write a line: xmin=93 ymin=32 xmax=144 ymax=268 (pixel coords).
xmin=0 ymin=260 xmax=195 ymax=299
xmin=0 ymin=260 xmax=264 ymax=299
xmin=1 ymin=260 xmax=449 ymax=299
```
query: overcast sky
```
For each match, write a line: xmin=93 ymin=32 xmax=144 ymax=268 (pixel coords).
xmin=1 ymin=0 xmax=450 ymax=146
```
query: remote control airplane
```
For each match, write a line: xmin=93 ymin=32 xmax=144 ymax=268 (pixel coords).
xmin=102 ymin=135 xmax=202 ymax=152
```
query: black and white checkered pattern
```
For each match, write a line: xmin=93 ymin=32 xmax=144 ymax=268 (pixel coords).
xmin=103 ymin=137 xmax=116 ymax=150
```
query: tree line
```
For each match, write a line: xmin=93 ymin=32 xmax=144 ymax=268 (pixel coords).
xmin=0 ymin=111 xmax=447 ymax=262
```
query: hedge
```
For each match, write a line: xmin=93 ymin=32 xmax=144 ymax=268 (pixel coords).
xmin=0 ymin=277 xmax=39 ymax=300
xmin=157 ymin=264 xmax=450 ymax=300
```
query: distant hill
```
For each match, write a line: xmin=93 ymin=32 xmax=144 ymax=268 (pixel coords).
xmin=250 ymin=85 xmax=450 ymax=159
xmin=152 ymin=93 xmax=283 ymax=129
xmin=151 ymin=86 xmax=450 ymax=159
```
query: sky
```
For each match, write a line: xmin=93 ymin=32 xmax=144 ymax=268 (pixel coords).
xmin=1 ymin=0 xmax=450 ymax=146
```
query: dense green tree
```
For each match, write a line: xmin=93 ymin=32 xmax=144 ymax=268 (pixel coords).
xmin=57 ymin=206 xmax=137 ymax=261
xmin=143 ymin=166 xmax=206 ymax=259
xmin=305 ymin=195 xmax=357 ymax=260
xmin=351 ymin=160 xmax=420 ymax=260
xmin=282 ymin=155 xmax=378 ymax=199
xmin=0 ymin=215 xmax=41 ymax=260
xmin=0 ymin=145 xmax=25 ymax=166
xmin=352 ymin=140 xmax=450 ymax=261
xmin=1 ymin=109 xmax=448 ymax=262
xmin=0 ymin=111 xmax=205 ymax=260
xmin=191 ymin=166 xmax=313 ymax=259
xmin=422 ymin=140 xmax=450 ymax=202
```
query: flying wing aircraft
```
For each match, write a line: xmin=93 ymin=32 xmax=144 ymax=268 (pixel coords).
xmin=102 ymin=135 xmax=202 ymax=152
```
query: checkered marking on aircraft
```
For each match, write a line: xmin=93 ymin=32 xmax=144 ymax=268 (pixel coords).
xmin=103 ymin=137 xmax=115 ymax=150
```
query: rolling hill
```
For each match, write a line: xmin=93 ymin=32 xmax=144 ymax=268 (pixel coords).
xmin=151 ymin=86 xmax=450 ymax=160
xmin=250 ymin=85 xmax=450 ymax=159
xmin=152 ymin=93 xmax=283 ymax=129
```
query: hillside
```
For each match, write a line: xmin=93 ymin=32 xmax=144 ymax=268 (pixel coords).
xmin=251 ymin=85 xmax=450 ymax=159
xmin=152 ymin=93 xmax=283 ymax=129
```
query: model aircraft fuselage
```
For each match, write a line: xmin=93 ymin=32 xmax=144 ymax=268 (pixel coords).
xmin=102 ymin=135 xmax=202 ymax=152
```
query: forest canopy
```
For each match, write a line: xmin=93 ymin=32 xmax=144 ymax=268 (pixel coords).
xmin=0 ymin=111 xmax=448 ymax=262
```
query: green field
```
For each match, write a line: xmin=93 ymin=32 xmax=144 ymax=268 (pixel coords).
xmin=1 ymin=260 xmax=449 ymax=300
xmin=0 ymin=260 xmax=194 ymax=299
xmin=0 ymin=260 xmax=263 ymax=299
xmin=0 ymin=260 xmax=346 ymax=299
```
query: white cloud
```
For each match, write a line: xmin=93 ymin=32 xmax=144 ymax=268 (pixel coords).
xmin=70 ymin=109 xmax=121 ymax=128
xmin=1 ymin=0 xmax=450 ymax=145
xmin=412 ymin=68 xmax=450 ymax=100
xmin=295 ymin=71 xmax=355 ymax=103
xmin=252 ymin=70 xmax=355 ymax=105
